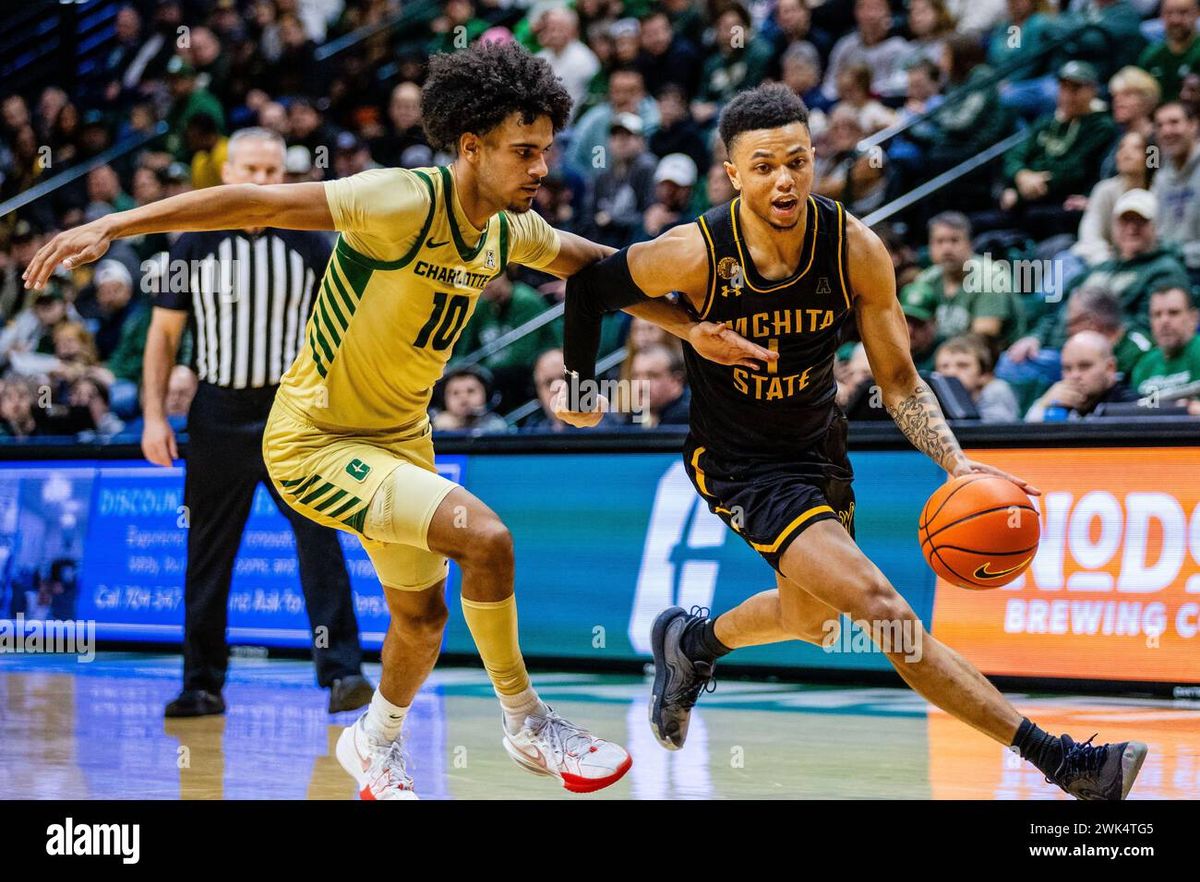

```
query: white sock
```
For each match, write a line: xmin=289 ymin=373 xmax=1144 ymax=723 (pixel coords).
xmin=499 ymin=686 xmax=548 ymax=735
xmin=364 ymin=689 xmax=409 ymax=743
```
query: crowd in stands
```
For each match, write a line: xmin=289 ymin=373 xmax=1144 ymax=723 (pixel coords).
xmin=2 ymin=0 xmax=1199 ymax=441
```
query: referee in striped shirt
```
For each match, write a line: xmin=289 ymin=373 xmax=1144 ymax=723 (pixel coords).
xmin=141 ymin=128 xmax=372 ymax=718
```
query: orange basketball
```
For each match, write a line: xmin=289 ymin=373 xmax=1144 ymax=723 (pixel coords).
xmin=919 ymin=474 xmax=1040 ymax=590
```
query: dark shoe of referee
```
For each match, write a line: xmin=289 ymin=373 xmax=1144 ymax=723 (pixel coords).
xmin=140 ymin=128 xmax=371 ymax=719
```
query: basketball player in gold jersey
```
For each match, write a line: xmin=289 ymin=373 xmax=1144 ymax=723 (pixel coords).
xmin=557 ymin=85 xmax=1148 ymax=800
xmin=23 ymin=44 xmax=773 ymax=799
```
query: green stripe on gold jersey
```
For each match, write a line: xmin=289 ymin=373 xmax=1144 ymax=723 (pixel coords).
xmin=275 ymin=165 xmax=561 ymax=432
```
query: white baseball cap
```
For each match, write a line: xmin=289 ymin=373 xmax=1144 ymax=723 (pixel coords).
xmin=654 ymin=153 xmax=698 ymax=187
xmin=1113 ymin=188 xmax=1157 ymax=220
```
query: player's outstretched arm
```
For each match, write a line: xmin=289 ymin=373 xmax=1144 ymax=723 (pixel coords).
xmin=847 ymin=216 xmax=1040 ymax=494
xmin=560 ymin=224 xmax=775 ymax=380
xmin=23 ymin=182 xmax=333 ymax=289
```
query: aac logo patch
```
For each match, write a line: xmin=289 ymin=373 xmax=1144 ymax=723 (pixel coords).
xmin=345 ymin=458 xmax=372 ymax=482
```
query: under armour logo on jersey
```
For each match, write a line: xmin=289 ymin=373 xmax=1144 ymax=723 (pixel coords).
xmin=717 ymin=256 xmax=743 ymax=297
xmin=485 ymin=249 xmax=496 ymax=269
xmin=345 ymin=458 xmax=372 ymax=482
xmin=815 ymin=276 xmax=831 ymax=295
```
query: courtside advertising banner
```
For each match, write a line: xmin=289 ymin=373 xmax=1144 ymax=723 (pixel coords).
xmin=932 ymin=448 xmax=1200 ymax=684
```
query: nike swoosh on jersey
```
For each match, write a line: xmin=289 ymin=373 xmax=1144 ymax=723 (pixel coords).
xmin=973 ymin=557 xmax=1033 ymax=580
xmin=426 ymin=239 xmax=449 ymax=248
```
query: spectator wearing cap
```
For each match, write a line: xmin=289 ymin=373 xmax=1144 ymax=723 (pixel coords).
xmin=333 ymin=132 xmax=378 ymax=179
xmin=934 ymin=334 xmax=1020 ymax=422
xmin=1151 ymin=101 xmax=1200 ymax=277
xmin=580 ymin=112 xmax=658 ymax=247
xmin=164 ymin=56 xmax=225 ymax=161
xmin=636 ymin=10 xmax=702 ymax=100
xmin=284 ymin=145 xmax=315 ymax=182
xmin=821 ymin=0 xmax=913 ymax=103
xmin=900 ymin=212 xmax=1026 ymax=350
xmin=692 ymin=3 xmax=775 ymax=125
xmin=432 ymin=365 xmax=510 ymax=435
xmin=996 ymin=61 xmax=1119 ymax=241
xmin=451 ymin=268 xmax=561 ymax=410
xmin=1025 ymin=330 xmax=1139 ymax=421
xmin=369 ymin=82 xmax=429 ymax=169
xmin=1139 ymin=0 xmax=1200 ymax=103
xmin=536 ymin=7 xmax=600 ymax=115
xmin=1011 ymin=190 xmax=1190 ymax=360
xmin=568 ymin=66 xmax=660 ymax=179
xmin=186 ymin=113 xmax=229 ymax=190
xmin=900 ymin=283 xmax=940 ymax=371
xmin=1131 ymin=286 xmax=1200 ymax=405
xmin=642 ymin=153 xmax=698 ymax=238
xmin=1071 ymin=129 xmax=1152 ymax=267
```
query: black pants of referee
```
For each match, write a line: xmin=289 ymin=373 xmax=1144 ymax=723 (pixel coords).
xmin=182 ymin=382 xmax=364 ymax=693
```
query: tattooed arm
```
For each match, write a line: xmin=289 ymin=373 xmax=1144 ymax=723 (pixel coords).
xmin=845 ymin=216 xmax=1040 ymax=494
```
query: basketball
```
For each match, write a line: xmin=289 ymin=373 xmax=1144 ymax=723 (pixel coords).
xmin=919 ymin=474 xmax=1040 ymax=590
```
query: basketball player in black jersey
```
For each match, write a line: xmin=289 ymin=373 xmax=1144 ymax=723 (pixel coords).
xmin=557 ymin=85 xmax=1147 ymax=800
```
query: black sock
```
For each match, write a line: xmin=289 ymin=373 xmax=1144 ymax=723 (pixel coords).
xmin=680 ymin=615 xmax=732 ymax=664
xmin=1013 ymin=717 xmax=1063 ymax=779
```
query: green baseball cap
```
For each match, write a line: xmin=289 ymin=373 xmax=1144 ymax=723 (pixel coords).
xmin=166 ymin=55 xmax=197 ymax=78
xmin=1058 ymin=60 xmax=1099 ymax=86
xmin=900 ymin=283 xmax=938 ymax=323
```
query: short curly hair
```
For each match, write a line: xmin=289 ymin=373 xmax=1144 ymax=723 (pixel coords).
xmin=421 ymin=43 xmax=574 ymax=151
xmin=718 ymin=84 xmax=809 ymax=154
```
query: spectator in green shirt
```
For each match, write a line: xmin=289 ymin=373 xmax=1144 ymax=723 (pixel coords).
xmin=899 ymin=281 xmax=940 ymax=372
xmin=901 ymin=212 xmax=1026 ymax=351
xmin=997 ymin=61 xmax=1119 ymax=240
xmin=1013 ymin=189 xmax=1191 ymax=354
xmin=452 ymin=270 xmax=560 ymax=409
xmin=691 ymin=3 xmax=774 ymax=125
xmin=1137 ymin=0 xmax=1200 ymax=103
xmin=1131 ymin=286 xmax=1200 ymax=408
xmin=163 ymin=56 xmax=225 ymax=161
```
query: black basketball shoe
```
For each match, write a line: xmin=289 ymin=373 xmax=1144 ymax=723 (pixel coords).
xmin=1047 ymin=733 xmax=1148 ymax=800
xmin=648 ymin=606 xmax=717 ymax=750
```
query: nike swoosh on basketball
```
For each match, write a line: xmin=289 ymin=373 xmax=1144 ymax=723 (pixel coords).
xmin=426 ymin=239 xmax=449 ymax=248
xmin=974 ymin=557 xmax=1033 ymax=580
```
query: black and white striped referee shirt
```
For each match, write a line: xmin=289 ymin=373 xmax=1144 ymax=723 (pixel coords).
xmin=155 ymin=229 xmax=331 ymax=388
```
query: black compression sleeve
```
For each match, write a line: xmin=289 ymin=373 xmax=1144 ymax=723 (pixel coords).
xmin=562 ymin=248 xmax=651 ymax=384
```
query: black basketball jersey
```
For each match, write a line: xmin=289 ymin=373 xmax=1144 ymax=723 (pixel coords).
xmin=682 ymin=193 xmax=854 ymax=460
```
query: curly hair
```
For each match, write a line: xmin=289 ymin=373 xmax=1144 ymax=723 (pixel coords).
xmin=421 ymin=43 xmax=574 ymax=151
xmin=718 ymin=84 xmax=809 ymax=154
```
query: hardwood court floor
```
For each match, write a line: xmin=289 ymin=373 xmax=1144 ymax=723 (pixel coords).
xmin=1 ymin=653 xmax=1197 ymax=799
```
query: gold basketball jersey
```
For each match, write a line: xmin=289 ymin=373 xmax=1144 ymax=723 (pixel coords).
xmin=274 ymin=165 xmax=560 ymax=431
